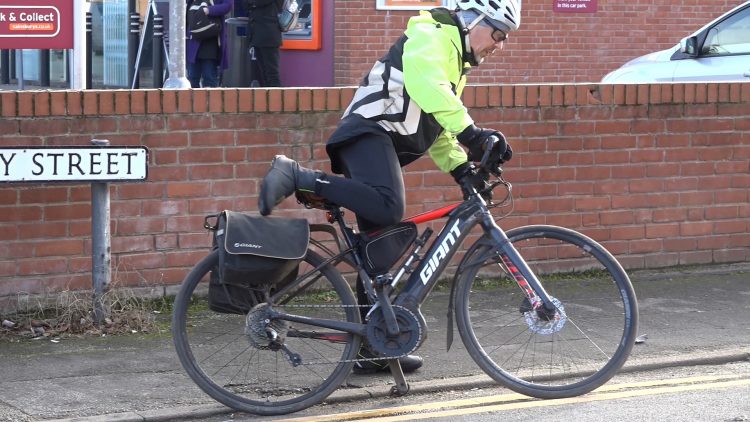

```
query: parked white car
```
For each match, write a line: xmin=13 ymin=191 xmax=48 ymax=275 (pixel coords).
xmin=602 ymin=0 xmax=750 ymax=83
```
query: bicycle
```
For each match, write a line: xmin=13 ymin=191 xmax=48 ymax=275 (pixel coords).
xmin=172 ymin=144 xmax=639 ymax=416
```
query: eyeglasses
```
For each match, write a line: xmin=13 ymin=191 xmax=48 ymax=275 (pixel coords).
xmin=482 ymin=18 xmax=508 ymax=43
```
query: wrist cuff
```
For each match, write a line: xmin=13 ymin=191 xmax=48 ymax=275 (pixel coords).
xmin=457 ymin=124 xmax=480 ymax=146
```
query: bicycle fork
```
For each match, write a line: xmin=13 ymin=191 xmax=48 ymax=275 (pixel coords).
xmin=480 ymin=211 xmax=558 ymax=320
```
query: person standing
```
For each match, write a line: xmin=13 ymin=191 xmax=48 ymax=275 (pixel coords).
xmin=186 ymin=0 xmax=232 ymax=88
xmin=245 ymin=0 xmax=282 ymax=87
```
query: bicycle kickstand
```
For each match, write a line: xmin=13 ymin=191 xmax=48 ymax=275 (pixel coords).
xmin=388 ymin=359 xmax=410 ymax=396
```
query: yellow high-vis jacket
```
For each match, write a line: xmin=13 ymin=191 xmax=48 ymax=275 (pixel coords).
xmin=327 ymin=8 xmax=474 ymax=175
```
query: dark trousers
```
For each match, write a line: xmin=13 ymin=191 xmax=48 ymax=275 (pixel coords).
xmin=317 ymin=133 xmax=406 ymax=320
xmin=318 ymin=133 xmax=405 ymax=232
xmin=254 ymin=46 xmax=280 ymax=87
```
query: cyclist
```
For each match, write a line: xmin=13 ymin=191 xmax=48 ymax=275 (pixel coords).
xmin=258 ymin=0 xmax=520 ymax=373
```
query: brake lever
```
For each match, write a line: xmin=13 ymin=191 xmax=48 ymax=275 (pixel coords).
xmin=490 ymin=164 xmax=503 ymax=177
xmin=479 ymin=136 xmax=499 ymax=170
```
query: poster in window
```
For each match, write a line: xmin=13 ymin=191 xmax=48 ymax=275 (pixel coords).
xmin=376 ymin=0 xmax=447 ymax=10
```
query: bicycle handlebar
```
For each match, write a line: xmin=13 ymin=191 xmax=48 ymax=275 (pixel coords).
xmin=477 ymin=135 xmax=504 ymax=178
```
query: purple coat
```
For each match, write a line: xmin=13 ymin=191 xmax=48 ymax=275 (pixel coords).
xmin=186 ymin=0 xmax=232 ymax=69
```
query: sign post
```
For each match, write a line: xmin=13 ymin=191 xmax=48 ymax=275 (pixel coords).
xmin=0 ymin=143 xmax=149 ymax=324
xmin=90 ymin=139 xmax=113 ymax=325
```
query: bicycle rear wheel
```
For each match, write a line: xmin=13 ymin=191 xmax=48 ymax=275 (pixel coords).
xmin=454 ymin=225 xmax=638 ymax=399
xmin=172 ymin=249 xmax=360 ymax=415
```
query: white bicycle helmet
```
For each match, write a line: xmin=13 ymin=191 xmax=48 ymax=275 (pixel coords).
xmin=456 ymin=0 xmax=522 ymax=32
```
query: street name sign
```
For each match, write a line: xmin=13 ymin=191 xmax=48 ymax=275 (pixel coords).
xmin=0 ymin=146 xmax=149 ymax=182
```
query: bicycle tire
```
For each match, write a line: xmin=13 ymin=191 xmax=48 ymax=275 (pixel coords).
xmin=172 ymin=249 xmax=360 ymax=415
xmin=454 ymin=225 xmax=638 ymax=399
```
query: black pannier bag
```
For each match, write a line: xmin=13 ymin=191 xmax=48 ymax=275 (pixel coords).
xmin=206 ymin=211 xmax=309 ymax=314
xmin=360 ymin=222 xmax=418 ymax=276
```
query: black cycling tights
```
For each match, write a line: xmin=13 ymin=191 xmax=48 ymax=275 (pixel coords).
xmin=316 ymin=133 xmax=406 ymax=233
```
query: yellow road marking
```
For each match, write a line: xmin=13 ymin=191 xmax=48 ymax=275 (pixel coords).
xmin=276 ymin=373 xmax=749 ymax=422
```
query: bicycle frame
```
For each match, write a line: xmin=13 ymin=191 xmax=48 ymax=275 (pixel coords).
xmin=270 ymin=190 xmax=557 ymax=338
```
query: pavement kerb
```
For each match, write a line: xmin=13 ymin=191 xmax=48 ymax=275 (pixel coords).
xmin=44 ymin=348 xmax=750 ymax=422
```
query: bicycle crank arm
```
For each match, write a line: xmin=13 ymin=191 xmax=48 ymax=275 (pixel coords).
xmin=375 ymin=280 xmax=400 ymax=337
xmin=270 ymin=310 xmax=368 ymax=337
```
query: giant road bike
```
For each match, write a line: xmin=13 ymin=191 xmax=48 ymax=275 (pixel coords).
xmin=172 ymin=144 xmax=639 ymax=415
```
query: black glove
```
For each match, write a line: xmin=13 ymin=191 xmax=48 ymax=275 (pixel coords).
xmin=457 ymin=124 xmax=509 ymax=163
xmin=450 ymin=162 xmax=490 ymax=200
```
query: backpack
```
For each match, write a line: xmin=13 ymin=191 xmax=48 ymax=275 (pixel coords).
xmin=187 ymin=0 xmax=222 ymax=40
xmin=277 ymin=0 xmax=299 ymax=32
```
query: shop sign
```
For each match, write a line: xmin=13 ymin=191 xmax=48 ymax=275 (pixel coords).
xmin=553 ymin=0 xmax=597 ymax=13
xmin=0 ymin=0 xmax=74 ymax=49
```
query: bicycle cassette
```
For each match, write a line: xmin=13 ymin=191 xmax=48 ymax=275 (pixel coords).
xmin=245 ymin=303 xmax=289 ymax=350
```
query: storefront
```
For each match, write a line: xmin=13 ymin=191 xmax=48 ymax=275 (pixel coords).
xmin=2 ymin=0 xmax=333 ymax=89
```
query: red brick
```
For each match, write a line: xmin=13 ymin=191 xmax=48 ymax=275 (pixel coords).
xmin=223 ymin=89 xmax=238 ymax=113
xmin=1 ymin=92 xmax=16 ymax=117
xmin=130 ymin=90 xmax=146 ymax=114
xmin=162 ymin=89 xmax=178 ymax=114
xmin=82 ymin=91 xmax=98 ymax=115
xmin=34 ymin=92 xmax=50 ymax=116
xmin=17 ymin=92 xmax=34 ymax=117
xmin=208 ymin=89 xmax=224 ymax=112
xmin=283 ymin=89 xmax=298 ymax=112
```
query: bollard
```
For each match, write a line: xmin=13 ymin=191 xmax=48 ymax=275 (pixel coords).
xmin=90 ymin=139 xmax=112 ymax=325
xmin=1 ymin=50 xmax=9 ymax=84
xmin=16 ymin=50 xmax=23 ymax=90
xmin=152 ymin=14 xmax=164 ymax=88
xmin=40 ymin=50 xmax=50 ymax=87
xmin=128 ymin=13 xmax=140 ymax=89
xmin=86 ymin=12 xmax=92 ymax=89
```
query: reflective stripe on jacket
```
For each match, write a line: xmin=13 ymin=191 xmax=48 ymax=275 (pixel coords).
xmin=328 ymin=8 xmax=474 ymax=174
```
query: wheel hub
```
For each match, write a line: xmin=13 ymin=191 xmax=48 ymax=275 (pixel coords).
xmin=523 ymin=297 xmax=566 ymax=335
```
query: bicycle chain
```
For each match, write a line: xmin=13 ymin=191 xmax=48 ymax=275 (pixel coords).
xmin=271 ymin=303 xmax=410 ymax=366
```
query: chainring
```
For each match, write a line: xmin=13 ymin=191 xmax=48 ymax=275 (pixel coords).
xmin=244 ymin=303 xmax=289 ymax=350
xmin=365 ymin=305 xmax=423 ymax=358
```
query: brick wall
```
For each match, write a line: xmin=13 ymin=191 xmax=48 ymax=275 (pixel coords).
xmin=334 ymin=0 xmax=741 ymax=85
xmin=0 ymin=83 xmax=748 ymax=297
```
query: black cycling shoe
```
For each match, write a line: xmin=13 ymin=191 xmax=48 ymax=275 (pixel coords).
xmin=352 ymin=348 xmax=424 ymax=374
xmin=258 ymin=155 xmax=322 ymax=216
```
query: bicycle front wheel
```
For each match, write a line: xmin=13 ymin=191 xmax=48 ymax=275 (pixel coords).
xmin=454 ymin=225 xmax=638 ymax=399
xmin=172 ymin=249 xmax=360 ymax=415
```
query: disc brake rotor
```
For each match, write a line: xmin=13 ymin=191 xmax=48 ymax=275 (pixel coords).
xmin=524 ymin=297 xmax=566 ymax=335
